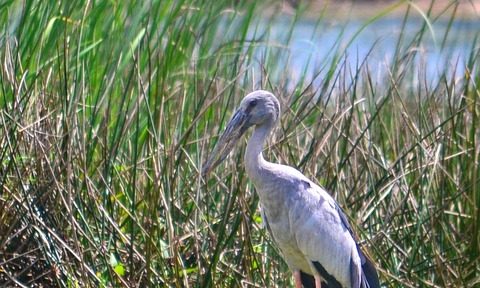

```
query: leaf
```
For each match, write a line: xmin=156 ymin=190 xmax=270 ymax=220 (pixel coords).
xmin=114 ymin=263 xmax=125 ymax=276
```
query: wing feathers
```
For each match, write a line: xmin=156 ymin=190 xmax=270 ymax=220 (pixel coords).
xmin=361 ymin=255 xmax=380 ymax=288
xmin=350 ymin=255 xmax=361 ymax=288
xmin=300 ymin=270 xmax=332 ymax=288
xmin=334 ymin=202 xmax=380 ymax=288
xmin=300 ymin=271 xmax=316 ymax=288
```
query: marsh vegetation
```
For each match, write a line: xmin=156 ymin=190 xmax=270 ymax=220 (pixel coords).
xmin=1 ymin=0 xmax=479 ymax=287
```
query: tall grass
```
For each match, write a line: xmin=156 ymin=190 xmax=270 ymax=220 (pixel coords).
xmin=1 ymin=0 xmax=479 ymax=287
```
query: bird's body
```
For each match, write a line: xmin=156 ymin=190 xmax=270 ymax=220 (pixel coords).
xmin=203 ymin=90 xmax=379 ymax=288
xmin=253 ymin=164 xmax=361 ymax=286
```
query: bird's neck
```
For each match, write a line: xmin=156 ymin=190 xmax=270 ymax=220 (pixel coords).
xmin=245 ymin=120 xmax=274 ymax=185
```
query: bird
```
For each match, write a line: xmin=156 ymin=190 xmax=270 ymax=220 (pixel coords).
xmin=202 ymin=90 xmax=380 ymax=288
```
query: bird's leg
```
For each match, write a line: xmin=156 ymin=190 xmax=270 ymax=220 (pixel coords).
xmin=314 ymin=275 xmax=322 ymax=288
xmin=293 ymin=270 xmax=303 ymax=288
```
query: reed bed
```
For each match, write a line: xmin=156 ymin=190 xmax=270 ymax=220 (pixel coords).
xmin=1 ymin=0 xmax=479 ymax=287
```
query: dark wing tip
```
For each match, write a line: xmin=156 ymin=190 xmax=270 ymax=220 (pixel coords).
xmin=300 ymin=271 xmax=330 ymax=288
xmin=361 ymin=256 xmax=380 ymax=288
xmin=312 ymin=261 xmax=342 ymax=288
xmin=300 ymin=271 xmax=316 ymax=288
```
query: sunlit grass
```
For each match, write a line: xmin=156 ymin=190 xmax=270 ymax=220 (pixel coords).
xmin=1 ymin=0 xmax=479 ymax=287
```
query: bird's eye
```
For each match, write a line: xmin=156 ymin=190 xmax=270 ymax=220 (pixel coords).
xmin=249 ymin=100 xmax=257 ymax=108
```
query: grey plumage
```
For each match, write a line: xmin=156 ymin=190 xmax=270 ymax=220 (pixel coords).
xmin=202 ymin=90 xmax=380 ymax=288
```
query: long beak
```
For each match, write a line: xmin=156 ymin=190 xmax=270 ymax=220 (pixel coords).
xmin=202 ymin=109 xmax=249 ymax=177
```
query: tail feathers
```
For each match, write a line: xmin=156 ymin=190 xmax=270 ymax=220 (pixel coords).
xmin=361 ymin=256 xmax=380 ymax=288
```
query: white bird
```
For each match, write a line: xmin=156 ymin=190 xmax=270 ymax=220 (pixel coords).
xmin=202 ymin=90 xmax=380 ymax=288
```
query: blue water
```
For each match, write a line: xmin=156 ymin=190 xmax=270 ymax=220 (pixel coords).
xmin=251 ymin=15 xmax=479 ymax=86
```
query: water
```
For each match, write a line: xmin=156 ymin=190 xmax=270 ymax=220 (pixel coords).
xmin=253 ymin=15 xmax=479 ymax=86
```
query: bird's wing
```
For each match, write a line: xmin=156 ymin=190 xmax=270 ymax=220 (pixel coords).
xmin=333 ymin=202 xmax=367 ymax=263
xmin=307 ymin=182 xmax=380 ymax=288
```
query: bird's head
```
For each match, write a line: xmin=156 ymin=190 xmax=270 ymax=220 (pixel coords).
xmin=240 ymin=90 xmax=280 ymax=126
xmin=201 ymin=90 xmax=280 ymax=177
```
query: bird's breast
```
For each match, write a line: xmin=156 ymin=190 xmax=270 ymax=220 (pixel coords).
xmin=263 ymin=204 xmax=313 ymax=273
xmin=256 ymin=180 xmax=314 ymax=272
